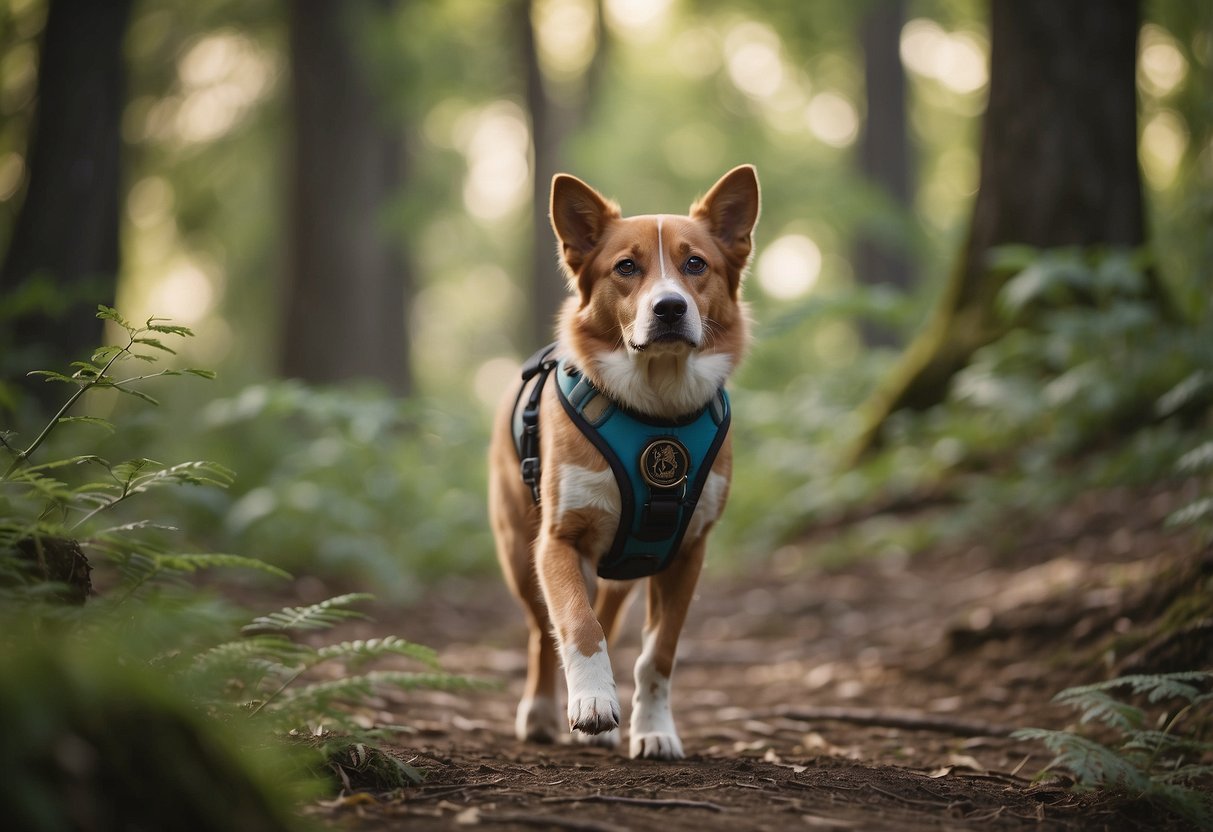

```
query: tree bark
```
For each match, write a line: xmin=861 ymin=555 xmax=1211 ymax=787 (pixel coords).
xmin=855 ymin=0 xmax=913 ymax=347
xmin=0 ymin=0 xmax=132 ymax=375
xmin=281 ymin=0 xmax=411 ymax=394
xmin=519 ymin=0 xmax=602 ymax=351
xmin=519 ymin=0 xmax=566 ymax=350
xmin=849 ymin=0 xmax=1154 ymax=459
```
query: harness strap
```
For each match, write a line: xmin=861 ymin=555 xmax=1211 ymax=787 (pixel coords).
xmin=514 ymin=343 xmax=558 ymax=503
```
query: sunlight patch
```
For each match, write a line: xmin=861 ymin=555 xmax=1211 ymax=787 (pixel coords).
xmin=757 ymin=234 xmax=822 ymax=299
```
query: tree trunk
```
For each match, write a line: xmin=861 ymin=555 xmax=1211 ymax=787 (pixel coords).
xmin=519 ymin=0 xmax=602 ymax=351
xmin=520 ymin=0 xmax=565 ymax=350
xmin=849 ymin=0 xmax=1153 ymax=459
xmin=281 ymin=0 xmax=411 ymax=394
xmin=0 ymin=0 xmax=132 ymax=375
xmin=854 ymin=0 xmax=913 ymax=347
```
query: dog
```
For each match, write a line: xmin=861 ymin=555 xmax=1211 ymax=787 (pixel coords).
xmin=488 ymin=165 xmax=759 ymax=760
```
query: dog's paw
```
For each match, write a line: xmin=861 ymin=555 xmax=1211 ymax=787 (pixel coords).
xmin=574 ymin=726 xmax=621 ymax=748
xmin=567 ymin=694 xmax=620 ymax=735
xmin=516 ymin=696 xmax=559 ymax=743
xmin=630 ymin=731 xmax=684 ymax=760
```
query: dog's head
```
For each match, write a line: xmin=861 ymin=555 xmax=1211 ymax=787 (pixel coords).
xmin=551 ymin=166 xmax=760 ymax=417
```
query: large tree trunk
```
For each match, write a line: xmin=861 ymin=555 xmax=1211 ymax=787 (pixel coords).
xmin=0 ymin=0 xmax=132 ymax=375
xmin=849 ymin=0 xmax=1155 ymax=458
xmin=854 ymin=0 xmax=913 ymax=347
xmin=281 ymin=0 xmax=411 ymax=394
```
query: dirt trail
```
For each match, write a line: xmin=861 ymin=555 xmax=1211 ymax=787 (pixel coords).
xmin=314 ymin=485 xmax=1202 ymax=831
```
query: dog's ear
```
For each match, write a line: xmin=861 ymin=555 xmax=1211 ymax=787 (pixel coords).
xmin=691 ymin=165 xmax=760 ymax=287
xmin=550 ymin=174 xmax=620 ymax=291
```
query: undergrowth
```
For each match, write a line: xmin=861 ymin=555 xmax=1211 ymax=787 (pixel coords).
xmin=1013 ymin=672 xmax=1213 ymax=828
xmin=0 ymin=308 xmax=483 ymax=828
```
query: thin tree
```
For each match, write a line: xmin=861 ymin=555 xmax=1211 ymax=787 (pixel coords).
xmin=281 ymin=0 xmax=412 ymax=394
xmin=854 ymin=0 xmax=914 ymax=347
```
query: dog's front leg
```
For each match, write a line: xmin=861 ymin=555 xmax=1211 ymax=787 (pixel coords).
xmin=630 ymin=537 xmax=706 ymax=760
xmin=535 ymin=531 xmax=620 ymax=737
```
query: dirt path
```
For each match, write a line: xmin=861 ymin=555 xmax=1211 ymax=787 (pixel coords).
xmin=312 ymin=485 xmax=1202 ymax=830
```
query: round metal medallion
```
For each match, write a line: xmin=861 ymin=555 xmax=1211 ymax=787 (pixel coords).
xmin=639 ymin=438 xmax=690 ymax=489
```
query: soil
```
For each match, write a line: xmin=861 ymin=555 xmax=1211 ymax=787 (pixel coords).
xmin=307 ymin=483 xmax=1210 ymax=831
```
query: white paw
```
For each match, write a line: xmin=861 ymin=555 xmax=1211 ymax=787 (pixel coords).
xmin=516 ymin=696 xmax=558 ymax=743
xmin=567 ymin=694 xmax=620 ymax=735
xmin=630 ymin=731 xmax=684 ymax=760
xmin=562 ymin=640 xmax=619 ymax=736
xmin=575 ymin=726 xmax=621 ymax=748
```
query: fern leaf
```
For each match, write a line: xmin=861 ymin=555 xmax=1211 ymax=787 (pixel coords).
xmin=1011 ymin=728 xmax=1151 ymax=792
xmin=271 ymin=670 xmax=485 ymax=715
xmin=54 ymin=416 xmax=115 ymax=435
xmin=155 ymin=554 xmax=292 ymax=580
xmin=1055 ymin=673 xmax=1212 ymax=706
xmin=1055 ymin=689 xmax=1144 ymax=731
xmin=1167 ymin=498 xmax=1213 ymax=530
xmin=26 ymin=370 xmax=78 ymax=384
xmin=112 ymin=386 xmax=160 ymax=406
xmin=189 ymin=635 xmax=311 ymax=677
xmin=145 ymin=321 xmax=194 ymax=337
xmin=1176 ymin=440 xmax=1213 ymax=475
xmin=133 ymin=337 xmax=177 ymax=354
xmin=242 ymin=593 xmax=374 ymax=634
xmin=23 ymin=454 xmax=108 ymax=474
xmin=1156 ymin=369 xmax=1212 ymax=417
xmin=96 ymin=305 xmax=132 ymax=329
xmin=313 ymin=637 xmax=441 ymax=670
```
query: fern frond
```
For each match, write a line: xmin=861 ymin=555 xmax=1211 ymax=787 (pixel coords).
xmin=1123 ymin=729 xmax=1213 ymax=757
xmin=313 ymin=637 xmax=441 ymax=670
xmin=242 ymin=593 xmax=374 ymax=634
xmin=1167 ymin=498 xmax=1213 ymax=530
xmin=1176 ymin=440 xmax=1213 ymax=475
xmin=155 ymin=554 xmax=291 ymax=580
xmin=1055 ymin=672 xmax=1212 ymax=706
xmin=1011 ymin=728 xmax=1151 ymax=792
xmin=190 ymin=635 xmax=312 ymax=677
xmin=1055 ymin=689 xmax=1144 ymax=731
xmin=271 ymin=669 xmax=485 ymax=715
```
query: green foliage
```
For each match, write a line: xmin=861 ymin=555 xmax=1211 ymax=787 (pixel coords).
xmin=0 ymin=316 xmax=486 ymax=824
xmin=1013 ymin=672 xmax=1213 ymax=827
xmin=189 ymin=381 xmax=493 ymax=596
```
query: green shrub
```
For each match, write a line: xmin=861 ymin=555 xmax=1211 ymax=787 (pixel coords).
xmin=0 ymin=308 xmax=485 ymax=827
xmin=1013 ymin=672 xmax=1213 ymax=828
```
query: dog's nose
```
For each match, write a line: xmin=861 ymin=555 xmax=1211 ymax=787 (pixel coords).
xmin=653 ymin=294 xmax=687 ymax=324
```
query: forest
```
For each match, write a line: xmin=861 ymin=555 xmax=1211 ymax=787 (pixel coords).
xmin=1 ymin=0 xmax=1211 ymax=829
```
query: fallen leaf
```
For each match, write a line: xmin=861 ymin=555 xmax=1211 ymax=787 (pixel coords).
xmin=455 ymin=806 xmax=481 ymax=825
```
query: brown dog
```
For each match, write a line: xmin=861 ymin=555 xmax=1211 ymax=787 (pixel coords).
xmin=488 ymin=166 xmax=759 ymax=759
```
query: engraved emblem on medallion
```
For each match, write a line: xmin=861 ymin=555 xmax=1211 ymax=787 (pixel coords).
xmin=640 ymin=438 xmax=690 ymax=489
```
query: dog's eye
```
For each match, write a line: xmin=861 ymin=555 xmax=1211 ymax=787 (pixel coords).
xmin=614 ymin=259 xmax=638 ymax=277
xmin=684 ymin=256 xmax=707 ymax=275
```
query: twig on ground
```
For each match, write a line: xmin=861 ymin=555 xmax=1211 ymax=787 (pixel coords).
xmin=541 ymin=794 xmax=727 ymax=812
xmin=772 ymin=705 xmax=1014 ymax=737
xmin=477 ymin=811 xmax=630 ymax=832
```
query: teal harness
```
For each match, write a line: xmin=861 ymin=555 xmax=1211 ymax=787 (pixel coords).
xmin=513 ymin=344 xmax=731 ymax=581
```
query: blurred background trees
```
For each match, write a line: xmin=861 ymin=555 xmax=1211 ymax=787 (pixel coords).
xmin=0 ymin=0 xmax=131 ymax=382
xmin=0 ymin=0 xmax=1209 ymax=589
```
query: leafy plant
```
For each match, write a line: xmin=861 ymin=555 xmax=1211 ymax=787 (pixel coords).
xmin=1013 ymin=672 xmax=1213 ymax=827
xmin=0 ymin=311 xmax=487 ymax=824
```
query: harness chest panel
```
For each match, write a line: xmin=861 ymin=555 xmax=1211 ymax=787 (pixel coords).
xmin=513 ymin=346 xmax=730 ymax=581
